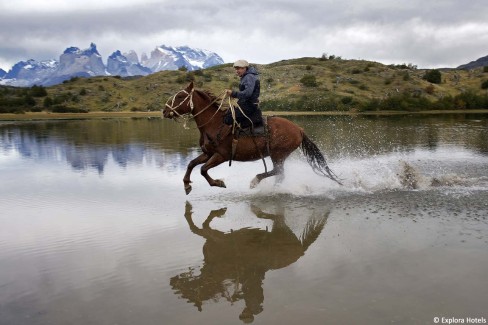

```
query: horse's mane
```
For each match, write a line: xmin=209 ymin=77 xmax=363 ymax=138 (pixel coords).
xmin=195 ymin=89 xmax=223 ymax=109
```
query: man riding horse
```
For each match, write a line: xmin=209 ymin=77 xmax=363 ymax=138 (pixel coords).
xmin=224 ymin=60 xmax=263 ymax=129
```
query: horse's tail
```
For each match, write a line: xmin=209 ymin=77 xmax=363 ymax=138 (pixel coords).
xmin=300 ymin=212 xmax=329 ymax=251
xmin=300 ymin=133 xmax=342 ymax=185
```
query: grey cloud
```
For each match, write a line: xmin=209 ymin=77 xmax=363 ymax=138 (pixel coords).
xmin=0 ymin=0 xmax=487 ymax=70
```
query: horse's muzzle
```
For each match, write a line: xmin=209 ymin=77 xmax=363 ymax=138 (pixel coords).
xmin=162 ymin=108 xmax=175 ymax=119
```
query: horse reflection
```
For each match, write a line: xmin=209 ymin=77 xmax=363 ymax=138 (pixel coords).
xmin=170 ymin=202 xmax=329 ymax=323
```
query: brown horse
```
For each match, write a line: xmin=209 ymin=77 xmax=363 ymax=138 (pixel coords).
xmin=162 ymin=82 xmax=341 ymax=194
xmin=171 ymin=201 xmax=329 ymax=321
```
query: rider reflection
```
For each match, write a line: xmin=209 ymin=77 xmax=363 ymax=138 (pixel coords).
xmin=170 ymin=201 xmax=329 ymax=323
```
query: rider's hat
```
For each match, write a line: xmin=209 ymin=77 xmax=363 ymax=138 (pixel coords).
xmin=233 ymin=60 xmax=249 ymax=68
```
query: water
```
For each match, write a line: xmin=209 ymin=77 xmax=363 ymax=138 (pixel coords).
xmin=0 ymin=115 xmax=487 ymax=324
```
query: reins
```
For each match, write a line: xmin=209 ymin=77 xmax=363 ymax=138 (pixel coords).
xmin=164 ymin=89 xmax=227 ymax=129
xmin=165 ymin=87 xmax=268 ymax=172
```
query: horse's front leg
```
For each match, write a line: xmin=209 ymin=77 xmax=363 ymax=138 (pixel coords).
xmin=201 ymin=153 xmax=227 ymax=189
xmin=184 ymin=153 xmax=210 ymax=194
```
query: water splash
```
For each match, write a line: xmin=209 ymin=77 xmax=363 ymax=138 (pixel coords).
xmin=184 ymin=146 xmax=488 ymax=200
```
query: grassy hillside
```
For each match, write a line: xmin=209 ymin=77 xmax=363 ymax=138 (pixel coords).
xmin=2 ymin=57 xmax=488 ymax=114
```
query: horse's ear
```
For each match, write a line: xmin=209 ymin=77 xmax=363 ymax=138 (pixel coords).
xmin=186 ymin=81 xmax=194 ymax=91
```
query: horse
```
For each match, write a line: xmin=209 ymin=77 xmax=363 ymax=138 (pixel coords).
xmin=171 ymin=201 xmax=329 ymax=321
xmin=162 ymin=82 xmax=341 ymax=194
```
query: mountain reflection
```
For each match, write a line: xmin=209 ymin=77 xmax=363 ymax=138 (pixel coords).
xmin=171 ymin=202 xmax=329 ymax=323
xmin=0 ymin=120 xmax=199 ymax=173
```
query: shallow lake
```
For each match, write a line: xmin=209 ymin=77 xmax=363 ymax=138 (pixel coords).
xmin=1 ymin=114 xmax=487 ymax=324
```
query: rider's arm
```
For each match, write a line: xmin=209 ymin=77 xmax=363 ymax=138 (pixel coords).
xmin=232 ymin=74 xmax=256 ymax=100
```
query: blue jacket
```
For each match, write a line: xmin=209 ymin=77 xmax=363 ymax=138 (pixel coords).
xmin=231 ymin=66 xmax=260 ymax=107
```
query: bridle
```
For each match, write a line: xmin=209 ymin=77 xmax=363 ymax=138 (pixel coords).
xmin=164 ymin=88 xmax=195 ymax=119
xmin=164 ymin=88 xmax=228 ymax=128
xmin=165 ymin=86 xmax=268 ymax=173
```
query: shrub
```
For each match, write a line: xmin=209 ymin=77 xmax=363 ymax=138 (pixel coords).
xmin=43 ymin=97 xmax=53 ymax=108
xmin=319 ymin=53 xmax=328 ymax=61
xmin=30 ymin=85 xmax=47 ymax=97
xmin=300 ymin=74 xmax=318 ymax=87
xmin=425 ymin=85 xmax=435 ymax=94
xmin=50 ymin=105 xmax=88 ymax=113
xmin=423 ymin=69 xmax=442 ymax=84
xmin=481 ymin=80 xmax=488 ymax=90
xmin=203 ymin=74 xmax=213 ymax=82
xmin=402 ymin=71 xmax=410 ymax=81
xmin=341 ymin=96 xmax=353 ymax=105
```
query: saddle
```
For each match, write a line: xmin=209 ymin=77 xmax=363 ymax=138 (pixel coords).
xmin=230 ymin=116 xmax=270 ymax=167
xmin=236 ymin=116 xmax=268 ymax=137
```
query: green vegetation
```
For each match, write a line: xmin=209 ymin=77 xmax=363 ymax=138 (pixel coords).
xmin=423 ymin=69 xmax=442 ymax=84
xmin=300 ymin=74 xmax=318 ymax=87
xmin=481 ymin=80 xmax=488 ymax=90
xmin=1 ymin=57 xmax=488 ymax=115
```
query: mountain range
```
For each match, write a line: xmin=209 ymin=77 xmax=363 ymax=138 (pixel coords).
xmin=0 ymin=43 xmax=224 ymax=87
xmin=457 ymin=54 xmax=488 ymax=70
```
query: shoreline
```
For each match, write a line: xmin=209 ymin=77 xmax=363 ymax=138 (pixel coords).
xmin=1 ymin=109 xmax=488 ymax=121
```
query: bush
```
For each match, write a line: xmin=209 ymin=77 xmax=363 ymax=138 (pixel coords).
xmin=30 ymin=85 xmax=47 ymax=97
xmin=425 ymin=85 xmax=435 ymax=95
xmin=203 ymin=74 xmax=213 ymax=82
xmin=50 ymin=105 xmax=88 ymax=113
xmin=319 ymin=53 xmax=328 ymax=61
xmin=481 ymin=80 xmax=488 ymax=90
xmin=43 ymin=97 xmax=53 ymax=108
xmin=454 ymin=91 xmax=488 ymax=109
xmin=423 ymin=69 xmax=442 ymax=84
xmin=300 ymin=74 xmax=318 ymax=87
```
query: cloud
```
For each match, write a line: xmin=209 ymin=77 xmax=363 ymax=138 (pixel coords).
xmin=0 ymin=0 xmax=487 ymax=71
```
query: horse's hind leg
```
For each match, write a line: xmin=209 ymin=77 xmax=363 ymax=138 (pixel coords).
xmin=250 ymin=158 xmax=285 ymax=188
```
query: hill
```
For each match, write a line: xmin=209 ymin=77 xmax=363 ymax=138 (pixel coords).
xmin=1 ymin=57 xmax=488 ymax=114
xmin=457 ymin=55 xmax=488 ymax=70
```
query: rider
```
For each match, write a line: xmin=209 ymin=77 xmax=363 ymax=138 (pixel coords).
xmin=225 ymin=60 xmax=262 ymax=129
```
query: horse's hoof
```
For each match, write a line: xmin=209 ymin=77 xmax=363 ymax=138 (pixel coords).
xmin=250 ymin=176 xmax=259 ymax=189
xmin=184 ymin=184 xmax=192 ymax=195
xmin=216 ymin=179 xmax=226 ymax=188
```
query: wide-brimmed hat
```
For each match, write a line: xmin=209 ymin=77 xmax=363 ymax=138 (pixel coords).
xmin=233 ymin=60 xmax=249 ymax=68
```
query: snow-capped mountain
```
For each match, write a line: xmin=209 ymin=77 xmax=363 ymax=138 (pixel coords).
xmin=0 ymin=43 xmax=224 ymax=87
xmin=0 ymin=69 xmax=6 ymax=79
xmin=141 ymin=45 xmax=224 ymax=72
xmin=57 ymin=43 xmax=107 ymax=77
xmin=2 ymin=59 xmax=58 ymax=87
xmin=106 ymin=50 xmax=151 ymax=77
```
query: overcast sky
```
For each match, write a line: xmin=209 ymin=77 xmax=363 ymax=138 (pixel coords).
xmin=1 ymin=0 xmax=487 ymax=71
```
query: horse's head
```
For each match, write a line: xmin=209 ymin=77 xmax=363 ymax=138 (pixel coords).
xmin=162 ymin=82 xmax=195 ymax=119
